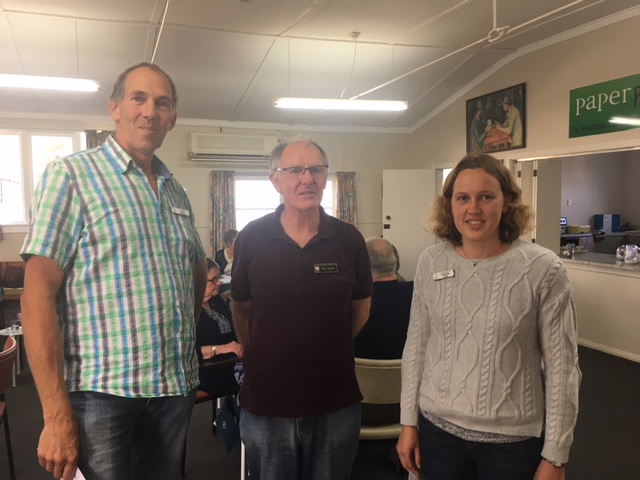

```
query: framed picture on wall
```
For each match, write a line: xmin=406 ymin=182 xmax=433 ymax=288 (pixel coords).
xmin=466 ymin=83 xmax=526 ymax=154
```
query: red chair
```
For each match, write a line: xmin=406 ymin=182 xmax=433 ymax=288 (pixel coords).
xmin=0 ymin=336 xmax=18 ymax=480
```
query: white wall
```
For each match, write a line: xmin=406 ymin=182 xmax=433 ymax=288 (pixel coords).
xmin=407 ymin=15 xmax=640 ymax=167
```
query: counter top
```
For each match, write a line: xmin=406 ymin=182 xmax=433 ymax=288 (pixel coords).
xmin=559 ymin=252 xmax=640 ymax=275
xmin=561 ymin=232 xmax=628 ymax=238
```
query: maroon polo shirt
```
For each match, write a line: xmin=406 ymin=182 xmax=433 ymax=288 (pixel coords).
xmin=231 ymin=204 xmax=373 ymax=417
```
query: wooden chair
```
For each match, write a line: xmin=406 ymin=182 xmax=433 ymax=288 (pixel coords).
xmin=0 ymin=336 xmax=18 ymax=480
xmin=354 ymin=357 xmax=404 ymax=476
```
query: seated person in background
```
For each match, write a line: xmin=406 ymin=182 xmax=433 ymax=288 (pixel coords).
xmin=354 ymin=237 xmax=414 ymax=359
xmin=392 ymin=243 xmax=407 ymax=282
xmin=196 ymin=258 xmax=244 ymax=397
xmin=215 ymin=229 xmax=238 ymax=275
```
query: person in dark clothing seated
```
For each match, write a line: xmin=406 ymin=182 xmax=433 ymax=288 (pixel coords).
xmin=214 ymin=229 xmax=238 ymax=275
xmin=354 ymin=237 xmax=414 ymax=360
xmin=196 ymin=257 xmax=243 ymax=397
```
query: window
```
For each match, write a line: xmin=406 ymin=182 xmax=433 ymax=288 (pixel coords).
xmin=0 ymin=135 xmax=22 ymax=224
xmin=235 ymin=178 xmax=281 ymax=231
xmin=234 ymin=175 xmax=335 ymax=231
xmin=0 ymin=130 xmax=83 ymax=229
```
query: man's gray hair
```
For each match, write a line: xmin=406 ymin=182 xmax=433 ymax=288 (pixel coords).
xmin=365 ymin=237 xmax=398 ymax=277
xmin=268 ymin=138 xmax=328 ymax=172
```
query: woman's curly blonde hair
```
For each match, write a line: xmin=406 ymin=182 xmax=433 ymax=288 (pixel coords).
xmin=429 ymin=154 xmax=534 ymax=246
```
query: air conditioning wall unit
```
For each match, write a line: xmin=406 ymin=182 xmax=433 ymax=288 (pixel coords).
xmin=188 ymin=133 xmax=278 ymax=165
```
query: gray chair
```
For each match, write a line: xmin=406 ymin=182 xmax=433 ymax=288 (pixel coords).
xmin=354 ymin=357 xmax=404 ymax=475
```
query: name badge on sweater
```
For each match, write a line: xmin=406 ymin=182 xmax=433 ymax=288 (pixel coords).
xmin=433 ymin=269 xmax=454 ymax=281
xmin=314 ymin=263 xmax=338 ymax=273
xmin=171 ymin=206 xmax=190 ymax=217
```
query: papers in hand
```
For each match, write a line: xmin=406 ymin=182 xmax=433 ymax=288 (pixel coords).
xmin=74 ymin=468 xmax=87 ymax=480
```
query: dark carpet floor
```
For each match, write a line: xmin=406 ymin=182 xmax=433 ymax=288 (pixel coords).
xmin=1 ymin=346 xmax=638 ymax=479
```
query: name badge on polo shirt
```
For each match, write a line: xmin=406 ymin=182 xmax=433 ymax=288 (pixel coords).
xmin=433 ymin=269 xmax=455 ymax=281
xmin=314 ymin=263 xmax=339 ymax=273
xmin=171 ymin=206 xmax=190 ymax=217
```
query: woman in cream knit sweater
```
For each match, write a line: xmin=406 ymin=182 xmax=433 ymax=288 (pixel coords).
xmin=397 ymin=154 xmax=581 ymax=480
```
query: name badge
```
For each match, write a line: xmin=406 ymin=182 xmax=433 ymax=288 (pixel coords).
xmin=314 ymin=263 xmax=338 ymax=273
xmin=433 ymin=269 xmax=455 ymax=281
xmin=171 ymin=206 xmax=190 ymax=217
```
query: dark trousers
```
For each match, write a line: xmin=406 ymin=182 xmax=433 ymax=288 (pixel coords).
xmin=418 ymin=414 xmax=543 ymax=480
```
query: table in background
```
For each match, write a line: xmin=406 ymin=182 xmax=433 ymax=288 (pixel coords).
xmin=484 ymin=127 xmax=511 ymax=151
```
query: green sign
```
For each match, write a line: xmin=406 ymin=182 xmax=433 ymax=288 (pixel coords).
xmin=569 ymin=73 xmax=640 ymax=138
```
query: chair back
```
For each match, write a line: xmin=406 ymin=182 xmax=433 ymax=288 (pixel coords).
xmin=0 ymin=336 xmax=17 ymax=396
xmin=354 ymin=357 xmax=402 ymax=405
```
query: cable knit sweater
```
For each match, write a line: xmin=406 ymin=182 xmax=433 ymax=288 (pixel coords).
xmin=400 ymin=239 xmax=581 ymax=464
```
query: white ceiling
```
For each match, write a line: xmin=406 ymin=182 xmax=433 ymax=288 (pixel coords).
xmin=1 ymin=0 xmax=639 ymax=132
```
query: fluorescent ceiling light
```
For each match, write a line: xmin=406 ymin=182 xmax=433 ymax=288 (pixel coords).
xmin=274 ymin=97 xmax=407 ymax=112
xmin=0 ymin=74 xmax=99 ymax=92
xmin=610 ymin=116 xmax=640 ymax=126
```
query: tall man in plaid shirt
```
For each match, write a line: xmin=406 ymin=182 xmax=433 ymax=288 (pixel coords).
xmin=20 ymin=63 xmax=207 ymax=480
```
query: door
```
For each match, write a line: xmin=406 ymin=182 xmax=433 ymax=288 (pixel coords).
xmin=517 ymin=159 xmax=562 ymax=252
xmin=382 ymin=169 xmax=437 ymax=281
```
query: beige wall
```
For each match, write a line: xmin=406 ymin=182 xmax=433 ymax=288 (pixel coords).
xmin=0 ymin=121 xmax=412 ymax=261
xmin=561 ymin=150 xmax=640 ymax=228
xmin=566 ymin=264 xmax=640 ymax=362
xmin=408 ymin=15 xmax=640 ymax=167
xmin=167 ymin=126 xmax=413 ymax=254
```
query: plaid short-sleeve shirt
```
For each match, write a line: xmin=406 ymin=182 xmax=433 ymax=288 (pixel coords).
xmin=21 ymin=136 xmax=206 ymax=397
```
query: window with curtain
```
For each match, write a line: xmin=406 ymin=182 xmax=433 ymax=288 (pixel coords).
xmin=209 ymin=171 xmax=236 ymax=256
xmin=335 ymin=171 xmax=358 ymax=226
xmin=209 ymin=172 xmax=336 ymax=249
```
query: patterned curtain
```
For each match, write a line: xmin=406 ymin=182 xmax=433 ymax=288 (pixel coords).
xmin=209 ymin=171 xmax=236 ymax=256
xmin=85 ymin=130 xmax=115 ymax=148
xmin=336 ymin=171 xmax=358 ymax=226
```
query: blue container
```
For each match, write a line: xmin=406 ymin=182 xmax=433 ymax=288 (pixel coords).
xmin=593 ymin=214 xmax=621 ymax=232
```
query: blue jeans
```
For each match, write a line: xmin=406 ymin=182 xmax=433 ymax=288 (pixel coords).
xmin=240 ymin=403 xmax=361 ymax=480
xmin=418 ymin=414 xmax=544 ymax=480
xmin=69 ymin=388 xmax=197 ymax=480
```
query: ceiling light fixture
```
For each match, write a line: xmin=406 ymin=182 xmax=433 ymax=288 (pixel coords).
xmin=275 ymin=31 xmax=407 ymax=113
xmin=274 ymin=97 xmax=408 ymax=112
xmin=610 ymin=116 xmax=640 ymax=126
xmin=0 ymin=74 xmax=99 ymax=92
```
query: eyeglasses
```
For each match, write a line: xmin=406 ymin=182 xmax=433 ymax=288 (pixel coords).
xmin=207 ymin=275 xmax=222 ymax=284
xmin=275 ymin=165 xmax=329 ymax=177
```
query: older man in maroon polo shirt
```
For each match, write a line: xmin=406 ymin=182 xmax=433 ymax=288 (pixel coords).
xmin=231 ymin=139 xmax=372 ymax=480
